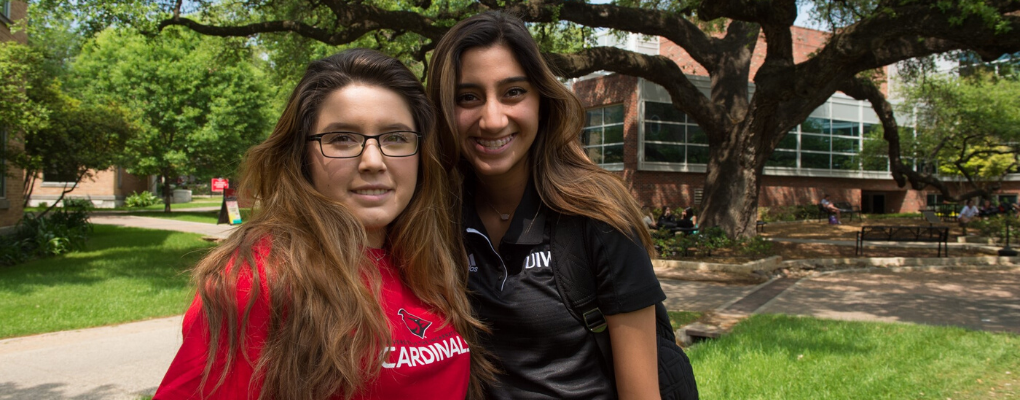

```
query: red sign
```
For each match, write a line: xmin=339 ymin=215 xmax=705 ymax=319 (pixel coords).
xmin=211 ymin=178 xmax=229 ymax=192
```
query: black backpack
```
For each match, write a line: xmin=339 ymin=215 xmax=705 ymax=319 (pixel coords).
xmin=548 ymin=214 xmax=699 ymax=400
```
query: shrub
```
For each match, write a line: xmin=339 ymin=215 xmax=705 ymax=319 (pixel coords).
xmin=0 ymin=203 xmax=93 ymax=267
xmin=736 ymin=235 xmax=775 ymax=258
xmin=970 ymin=215 xmax=1020 ymax=241
xmin=125 ymin=191 xmax=159 ymax=208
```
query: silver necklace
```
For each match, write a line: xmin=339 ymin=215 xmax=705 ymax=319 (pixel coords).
xmin=486 ymin=201 xmax=513 ymax=221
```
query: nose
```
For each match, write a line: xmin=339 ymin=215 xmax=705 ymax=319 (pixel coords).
xmin=358 ymin=139 xmax=387 ymax=172
xmin=478 ymin=97 xmax=509 ymax=133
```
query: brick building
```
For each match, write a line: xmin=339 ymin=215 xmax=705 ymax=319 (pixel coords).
xmin=573 ymin=27 xmax=1020 ymax=213
xmin=27 ymin=167 xmax=151 ymax=209
xmin=1 ymin=0 xmax=27 ymax=229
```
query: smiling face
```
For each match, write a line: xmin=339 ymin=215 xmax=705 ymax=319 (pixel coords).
xmin=454 ymin=44 xmax=541 ymax=182
xmin=306 ymin=83 xmax=419 ymax=247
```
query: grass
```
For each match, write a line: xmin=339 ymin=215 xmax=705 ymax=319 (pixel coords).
xmin=0 ymin=225 xmax=215 ymax=339
xmin=688 ymin=314 xmax=1019 ymax=399
xmin=669 ymin=311 xmax=703 ymax=329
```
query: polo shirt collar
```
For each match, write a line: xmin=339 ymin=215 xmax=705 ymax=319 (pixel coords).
xmin=463 ymin=177 xmax=547 ymax=247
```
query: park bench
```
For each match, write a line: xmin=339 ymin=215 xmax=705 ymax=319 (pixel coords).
xmin=834 ymin=201 xmax=862 ymax=222
xmin=817 ymin=204 xmax=836 ymax=222
xmin=855 ymin=225 xmax=950 ymax=257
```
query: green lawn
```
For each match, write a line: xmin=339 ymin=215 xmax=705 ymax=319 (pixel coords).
xmin=689 ymin=314 xmax=1019 ymax=399
xmin=0 ymin=225 xmax=215 ymax=338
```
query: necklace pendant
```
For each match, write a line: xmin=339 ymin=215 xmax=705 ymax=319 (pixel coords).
xmin=499 ymin=213 xmax=511 ymax=221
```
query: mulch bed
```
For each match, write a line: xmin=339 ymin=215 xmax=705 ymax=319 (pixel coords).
xmin=667 ymin=218 xmax=993 ymax=263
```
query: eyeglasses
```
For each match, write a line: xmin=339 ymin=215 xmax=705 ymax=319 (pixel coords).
xmin=307 ymin=131 xmax=421 ymax=158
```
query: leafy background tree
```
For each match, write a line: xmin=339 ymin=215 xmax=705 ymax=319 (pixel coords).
xmin=863 ymin=71 xmax=1020 ymax=202
xmin=40 ymin=0 xmax=1020 ymax=235
xmin=69 ymin=26 xmax=275 ymax=211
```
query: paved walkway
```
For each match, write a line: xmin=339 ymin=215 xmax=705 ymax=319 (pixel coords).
xmin=90 ymin=214 xmax=237 ymax=240
xmin=0 ymin=214 xmax=1017 ymax=399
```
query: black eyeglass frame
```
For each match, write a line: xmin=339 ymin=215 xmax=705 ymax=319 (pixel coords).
xmin=306 ymin=131 xmax=422 ymax=159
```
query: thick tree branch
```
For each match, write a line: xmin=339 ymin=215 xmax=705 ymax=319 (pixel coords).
xmin=159 ymin=4 xmax=457 ymax=44
xmin=697 ymin=0 xmax=797 ymax=26
xmin=544 ymin=46 xmax=723 ymax=132
xmin=492 ymin=0 xmax=722 ymax=70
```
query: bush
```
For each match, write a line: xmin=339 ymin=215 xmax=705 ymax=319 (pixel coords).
xmin=0 ymin=203 xmax=93 ymax=267
xmin=759 ymin=205 xmax=818 ymax=222
xmin=125 ymin=191 xmax=159 ymax=208
xmin=970 ymin=215 xmax=1020 ymax=241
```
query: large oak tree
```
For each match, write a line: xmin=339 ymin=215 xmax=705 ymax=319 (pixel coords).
xmin=72 ymin=0 xmax=1020 ymax=235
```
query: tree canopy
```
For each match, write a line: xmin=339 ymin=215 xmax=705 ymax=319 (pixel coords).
xmin=52 ymin=0 xmax=1020 ymax=234
xmin=69 ymin=26 xmax=275 ymax=211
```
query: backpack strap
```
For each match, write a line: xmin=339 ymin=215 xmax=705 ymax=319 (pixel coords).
xmin=548 ymin=213 xmax=615 ymax=374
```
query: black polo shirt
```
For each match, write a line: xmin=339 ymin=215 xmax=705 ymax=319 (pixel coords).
xmin=463 ymin=180 xmax=666 ymax=399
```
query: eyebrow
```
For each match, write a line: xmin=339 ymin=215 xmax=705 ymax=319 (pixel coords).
xmin=456 ymin=76 xmax=529 ymax=90
xmin=318 ymin=122 xmax=415 ymax=132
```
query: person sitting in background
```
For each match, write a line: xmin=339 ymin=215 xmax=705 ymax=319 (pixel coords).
xmin=677 ymin=207 xmax=697 ymax=229
xmin=979 ymin=199 xmax=998 ymax=218
xmin=658 ymin=206 xmax=678 ymax=229
xmin=641 ymin=206 xmax=657 ymax=230
xmin=959 ymin=199 xmax=979 ymax=224
xmin=821 ymin=194 xmax=841 ymax=224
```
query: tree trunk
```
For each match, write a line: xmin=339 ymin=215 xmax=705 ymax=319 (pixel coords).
xmin=698 ymin=123 xmax=769 ymax=239
xmin=161 ymin=174 xmax=172 ymax=213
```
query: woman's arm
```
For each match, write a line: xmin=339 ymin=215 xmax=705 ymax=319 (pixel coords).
xmin=606 ymin=305 xmax=660 ymax=400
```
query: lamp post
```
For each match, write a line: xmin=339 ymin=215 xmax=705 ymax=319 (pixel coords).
xmin=1000 ymin=218 xmax=1018 ymax=257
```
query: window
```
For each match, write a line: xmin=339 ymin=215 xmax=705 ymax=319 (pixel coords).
xmin=0 ymin=1 xmax=10 ymax=24
xmin=642 ymin=101 xmax=709 ymax=164
xmin=43 ymin=163 xmax=78 ymax=184
xmin=582 ymin=105 xmax=625 ymax=165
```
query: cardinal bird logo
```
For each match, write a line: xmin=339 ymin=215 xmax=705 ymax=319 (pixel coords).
xmin=397 ymin=308 xmax=432 ymax=339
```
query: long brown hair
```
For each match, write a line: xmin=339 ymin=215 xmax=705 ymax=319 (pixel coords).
xmin=426 ymin=11 xmax=655 ymax=255
xmin=193 ymin=48 xmax=490 ymax=400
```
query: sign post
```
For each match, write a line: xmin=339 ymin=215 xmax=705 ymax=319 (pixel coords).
xmin=217 ymin=188 xmax=243 ymax=225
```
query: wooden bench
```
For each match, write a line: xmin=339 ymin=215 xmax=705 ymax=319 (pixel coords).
xmin=855 ymin=225 xmax=950 ymax=257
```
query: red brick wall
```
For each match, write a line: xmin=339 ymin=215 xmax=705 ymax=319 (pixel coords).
xmin=29 ymin=168 xmax=151 ymax=208
xmin=0 ymin=1 xmax=27 ymax=44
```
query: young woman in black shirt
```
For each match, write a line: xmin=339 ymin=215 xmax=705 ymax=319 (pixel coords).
xmin=427 ymin=11 xmax=681 ymax=399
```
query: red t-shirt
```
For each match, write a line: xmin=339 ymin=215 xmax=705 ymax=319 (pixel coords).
xmin=154 ymin=244 xmax=470 ymax=399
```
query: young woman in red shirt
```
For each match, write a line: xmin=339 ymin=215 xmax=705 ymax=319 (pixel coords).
xmin=155 ymin=49 xmax=493 ymax=400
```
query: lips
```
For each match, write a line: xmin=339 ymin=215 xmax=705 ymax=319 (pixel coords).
xmin=475 ymin=134 xmax=515 ymax=150
xmin=351 ymin=186 xmax=392 ymax=196
xmin=354 ymin=189 xmax=389 ymax=195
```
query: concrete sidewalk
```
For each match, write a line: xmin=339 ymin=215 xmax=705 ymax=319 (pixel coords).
xmin=0 ymin=317 xmax=182 ymax=400
xmin=90 ymin=214 xmax=237 ymax=239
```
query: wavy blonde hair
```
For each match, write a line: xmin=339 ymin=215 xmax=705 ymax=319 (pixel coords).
xmin=426 ymin=12 xmax=655 ymax=255
xmin=193 ymin=48 xmax=491 ymax=400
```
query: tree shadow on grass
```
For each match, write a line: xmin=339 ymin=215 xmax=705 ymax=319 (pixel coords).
xmin=0 ymin=225 xmax=215 ymax=295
